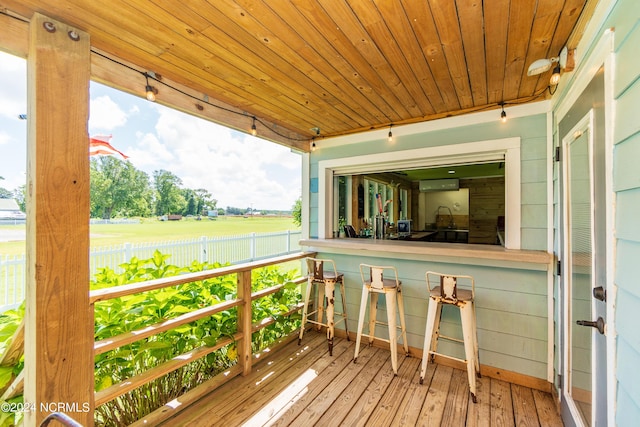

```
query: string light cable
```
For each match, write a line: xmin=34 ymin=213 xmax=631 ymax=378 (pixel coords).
xmin=91 ymin=50 xmax=309 ymax=143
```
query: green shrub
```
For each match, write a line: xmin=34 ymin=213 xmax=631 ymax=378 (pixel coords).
xmin=0 ymin=251 xmax=302 ymax=427
xmin=0 ymin=304 xmax=25 ymax=427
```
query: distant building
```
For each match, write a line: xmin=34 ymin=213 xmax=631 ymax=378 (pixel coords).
xmin=0 ymin=199 xmax=26 ymax=220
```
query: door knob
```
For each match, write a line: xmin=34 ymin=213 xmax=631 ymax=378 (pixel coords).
xmin=593 ymin=286 xmax=606 ymax=302
xmin=577 ymin=317 xmax=605 ymax=335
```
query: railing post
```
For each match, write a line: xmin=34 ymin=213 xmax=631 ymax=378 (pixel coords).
xmin=286 ymin=230 xmax=291 ymax=253
xmin=124 ymin=242 xmax=132 ymax=264
xmin=200 ymin=236 xmax=208 ymax=263
xmin=250 ymin=232 xmax=256 ymax=261
xmin=237 ymin=269 xmax=253 ymax=376
xmin=24 ymin=13 xmax=94 ymax=426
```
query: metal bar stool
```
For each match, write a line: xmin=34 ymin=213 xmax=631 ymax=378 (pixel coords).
xmin=298 ymin=257 xmax=349 ymax=355
xmin=420 ymin=271 xmax=481 ymax=402
xmin=353 ymin=264 xmax=409 ymax=375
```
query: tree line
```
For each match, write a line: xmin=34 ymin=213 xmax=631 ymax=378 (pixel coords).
xmin=1 ymin=158 xmax=217 ymax=219
xmin=2 ymin=159 xmax=301 ymax=220
xmin=90 ymin=156 xmax=218 ymax=219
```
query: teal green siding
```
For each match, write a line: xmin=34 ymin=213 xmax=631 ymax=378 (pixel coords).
xmin=610 ymin=0 xmax=640 ymax=424
xmin=306 ymin=113 xmax=551 ymax=380
xmin=309 ymin=114 xmax=549 ymax=250
xmin=315 ymin=252 xmax=549 ymax=380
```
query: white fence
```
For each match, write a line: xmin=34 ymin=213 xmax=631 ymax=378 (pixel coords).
xmin=0 ymin=230 xmax=302 ymax=311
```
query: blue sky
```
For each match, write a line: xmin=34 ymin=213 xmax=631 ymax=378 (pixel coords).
xmin=0 ymin=51 xmax=302 ymax=211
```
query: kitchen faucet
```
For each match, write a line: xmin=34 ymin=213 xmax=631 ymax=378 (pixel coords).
xmin=437 ymin=205 xmax=455 ymax=229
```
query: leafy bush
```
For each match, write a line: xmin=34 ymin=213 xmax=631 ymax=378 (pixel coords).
xmin=0 ymin=304 xmax=25 ymax=427
xmin=0 ymin=251 xmax=302 ymax=426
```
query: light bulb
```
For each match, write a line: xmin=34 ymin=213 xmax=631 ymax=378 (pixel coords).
xmin=145 ymin=86 xmax=156 ymax=102
xmin=549 ymin=65 xmax=561 ymax=86
xmin=144 ymin=73 xmax=157 ymax=102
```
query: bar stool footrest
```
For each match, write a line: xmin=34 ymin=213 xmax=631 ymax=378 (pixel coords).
xmin=426 ymin=351 xmax=466 ymax=365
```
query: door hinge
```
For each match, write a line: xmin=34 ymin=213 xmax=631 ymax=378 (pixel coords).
xmin=556 ymin=260 xmax=562 ymax=276
xmin=558 ymin=374 xmax=563 ymax=389
xmin=555 ymin=146 xmax=561 ymax=162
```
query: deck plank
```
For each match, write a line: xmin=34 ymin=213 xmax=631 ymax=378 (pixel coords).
xmin=441 ymin=367 xmax=471 ymax=426
xmin=224 ymin=341 xmax=350 ymax=425
xmin=339 ymin=351 xmax=405 ymax=426
xmin=465 ymin=376 xmax=491 ymax=427
xmin=165 ymin=333 xmax=328 ymax=426
xmin=532 ymin=389 xmax=564 ymax=427
xmin=512 ymin=383 xmax=541 ymax=427
xmin=389 ymin=360 xmax=435 ymax=427
xmin=159 ymin=332 xmax=563 ymax=427
xmin=310 ymin=348 xmax=390 ymax=426
xmin=222 ymin=338 xmax=353 ymax=426
xmin=267 ymin=340 xmax=378 ymax=426
xmin=365 ymin=357 xmax=421 ymax=426
xmin=490 ymin=378 xmax=516 ymax=427
xmin=416 ymin=364 xmax=454 ymax=426
xmin=280 ymin=345 xmax=383 ymax=426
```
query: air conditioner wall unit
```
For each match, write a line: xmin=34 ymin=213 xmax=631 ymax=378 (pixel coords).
xmin=419 ymin=179 xmax=459 ymax=192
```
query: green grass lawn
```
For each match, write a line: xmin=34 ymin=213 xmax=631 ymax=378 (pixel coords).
xmin=0 ymin=216 xmax=299 ymax=257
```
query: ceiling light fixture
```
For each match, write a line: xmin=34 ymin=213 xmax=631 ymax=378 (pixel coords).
xmin=144 ymin=73 xmax=157 ymax=102
xmin=310 ymin=127 xmax=320 ymax=152
xmin=500 ymin=103 xmax=507 ymax=123
xmin=527 ymin=46 xmax=568 ymax=81
xmin=388 ymin=124 xmax=393 ymax=143
xmin=250 ymin=117 xmax=257 ymax=136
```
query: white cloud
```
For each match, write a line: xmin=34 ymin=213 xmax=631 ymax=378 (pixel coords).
xmin=126 ymin=132 xmax=175 ymax=170
xmin=0 ymin=131 xmax=9 ymax=146
xmin=0 ymin=52 xmax=26 ymax=120
xmin=144 ymin=107 xmax=301 ymax=210
xmin=89 ymin=95 xmax=128 ymax=131
xmin=0 ymin=52 xmax=301 ymax=210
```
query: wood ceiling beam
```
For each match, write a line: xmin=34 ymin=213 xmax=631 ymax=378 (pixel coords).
xmin=0 ymin=13 xmax=310 ymax=152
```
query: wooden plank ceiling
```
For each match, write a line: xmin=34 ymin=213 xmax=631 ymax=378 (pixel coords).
xmin=1 ymin=0 xmax=592 ymax=151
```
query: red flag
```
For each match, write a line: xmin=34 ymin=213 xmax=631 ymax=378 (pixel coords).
xmin=89 ymin=135 xmax=129 ymax=159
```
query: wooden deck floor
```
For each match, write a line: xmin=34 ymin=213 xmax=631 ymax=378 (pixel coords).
xmin=161 ymin=331 xmax=563 ymax=426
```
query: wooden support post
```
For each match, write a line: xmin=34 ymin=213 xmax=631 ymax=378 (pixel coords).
xmin=24 ymin=13 xmax=93 ymax=427
xmin=237 ymin=270 xmax=253 ymax=376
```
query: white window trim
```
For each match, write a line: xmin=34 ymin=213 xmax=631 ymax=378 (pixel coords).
xmin=318 ymin=137 xmax=522 ymax=249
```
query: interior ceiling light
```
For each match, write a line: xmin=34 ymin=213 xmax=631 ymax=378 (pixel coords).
xmin=388 ymin=124 xmax=394 ymax=143
xmin=144 ymin=73 xmax=157 ymax=102
xmin=527 ymin=46 xmax=568 ymax=78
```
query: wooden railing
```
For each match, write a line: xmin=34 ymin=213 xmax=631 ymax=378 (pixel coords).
xmin=0 ymin=251 xmax=315 ymax=425
xmin=90 ymin=251 xmax=316 ymax=423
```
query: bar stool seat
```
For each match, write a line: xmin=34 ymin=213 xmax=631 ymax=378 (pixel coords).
xmin=298 ymin=258 xmax=349 ymax=355
xmin=353 ymin=264 xmax=409 ymax=375
xmin=420 ymin=271 xmax=481 ymax=402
